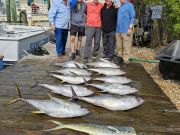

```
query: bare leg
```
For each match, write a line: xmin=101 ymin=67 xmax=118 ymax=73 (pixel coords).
xmin=70 ymin=36 xmax=76 ymax=53
xmin=77 ymin=36 xmax=82 ymax=50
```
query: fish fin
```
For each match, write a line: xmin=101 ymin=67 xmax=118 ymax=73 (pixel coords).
xmin=82 ymin=77 xmax=88 ymax=85
xmin=100 ymin=58 xmax=111 ymax=63
xmin=44 ymin=126 xmax=63 ymax=131
xmin=7 ymin=98 xmax=21 ymax=105
xmin=98 ymin=90 xmax=107 ymax=93
xmin=69 ymin=71 xmax=77 ymax=76
xmin=58 ymin=80 xmax=64 ymax=83
xmin=70 ymin=85 xmax=78 ymax=100
xmin=32 ymin=111 xmax=44 ymax=114
xmin=44 ymin=120 xmax=64 ymax=131
xmin=74 ymin=63 xmax=81 ymax=69
xmin=47 ymin=92 xmax=53 ymax=99
xmin=49 ymin=120 xmax=64 ymax=125
xmin=15 ymin=82 xmax=22 ymax=98
xmin=7 ymin=82 xmax=23 ymax=105
xmin=107 ymin=126 xmax=120 ymax=133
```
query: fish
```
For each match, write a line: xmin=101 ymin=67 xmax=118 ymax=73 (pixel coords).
xmin=8 ymin=83 xmax=89 ymax=118
xmin=50 ymin=74 xmax=91 ymax=84
xmin=45 ymin=120 xmax=137 ymax=135
xmin=86 ymin=58 xmax=120 ymax=68
xmin=88 ymin=68 xmax=125 ymax=76
xmin=38 ymin=84 xmax=94 ymax=97
xmin=75 ymin=94 xmax=144 ymax=111
xmin=87 ymin=83 xmax=138 ymax=95
xmin=93 ymin=76 xmax=132 ymax=84
xmin=54 ymin=61 xmax=87 ymax=68
xmin=51 ymin=68 xmax=91 ymax=76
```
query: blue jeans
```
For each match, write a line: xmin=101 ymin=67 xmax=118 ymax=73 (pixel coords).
xmin=54 ymin=28 xmax=68 ymax=55
xmin=102 ymin=31 xmax=116 ymax=59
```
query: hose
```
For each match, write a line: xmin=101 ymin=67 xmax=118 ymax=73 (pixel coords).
xmin=128 ymin=57 xmax=159 ymax=63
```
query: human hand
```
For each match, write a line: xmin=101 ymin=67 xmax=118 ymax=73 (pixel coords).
xmin=113 ymin=3 xmax=119 ymax=8
xmin=127 ymin=28 xmax=133 ymax=36
xmin=51 ymin=24 xmax=55 ymax=31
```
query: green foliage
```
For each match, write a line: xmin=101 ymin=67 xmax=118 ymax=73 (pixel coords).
xmin=139 ymin=0 xmax=180 ymax=38
xmin=166 ymin=0 xmax=180 ymax=37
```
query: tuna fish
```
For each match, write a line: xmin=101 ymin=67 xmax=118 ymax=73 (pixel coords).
xmin=93 ymin=76 xmax=132 ymax=84
xmin=51 ymin=68 xmax=91 ymax=76
xmin=50 ymin=74 xmax=91 ymax=84
xmin=88 ymin=68 xmax=125 ymax=76
xmin=75 ymin=94 xmax=144 ymax=111
xmin=45 ymin=120 xmax=137 ymax=135
xmin=87 ymin=83 xmax=138 ymax=95
xmin=9 ymin=83 xmax=89 ymax=118
xmin=86 ymin=61 xmax=120 ymax=68
xmin=38 ymin=84 xmax=94 ymax=97
xmin=54 ymin=61 xmax=87 ymax=68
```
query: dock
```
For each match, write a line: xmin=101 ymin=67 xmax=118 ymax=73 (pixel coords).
xmin=0 ymin=43 xmax=180 ymax=135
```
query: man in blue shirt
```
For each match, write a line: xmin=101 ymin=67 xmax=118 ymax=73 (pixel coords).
xmin=48 ymin=0 xmax=76 ymax=57
xmin=116 ymin=0 xmax=135 ymax=62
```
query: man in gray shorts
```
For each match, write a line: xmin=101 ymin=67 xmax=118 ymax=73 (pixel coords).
xmin=70 ymin=0 xmax=86 ymax=59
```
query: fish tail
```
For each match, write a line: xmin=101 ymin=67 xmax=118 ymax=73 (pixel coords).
xmin=8 ymin=82 xmax=23 ymax=105
xmin=44 ymin=120 xmax=64 ymax=131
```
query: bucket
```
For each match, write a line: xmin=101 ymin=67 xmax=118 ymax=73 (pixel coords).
xmin=0 ymin=55 xmax=4 ymax=71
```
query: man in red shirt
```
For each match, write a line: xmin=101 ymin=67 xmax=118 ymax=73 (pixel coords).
xmin=83 ymin=0 xmax=103 ymax=62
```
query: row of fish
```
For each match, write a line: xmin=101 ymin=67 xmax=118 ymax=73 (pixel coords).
xmin=42 ymin=59 xmax=139 ymax=134
xmin=54 ymin=58 xmax=120 ymax=69
xmin=38 ymin=83 xmax=142 ymax=111
xmin=10 ymin=59 xmax=143 ymax=117
xmin=39 ymin=83 xmax=138 ymax=96
xmin=42 ymin=59 xmax=143 ymax=112
xmin=9 ymin=58 xmax=143 ymax=134
xmin=50 ymin=67 xmax=125 ymax=76
xmin=50 ymin=74 xmax=131 ymax=84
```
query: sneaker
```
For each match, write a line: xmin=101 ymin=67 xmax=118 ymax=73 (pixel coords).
xmin=92 ymin=53 xmax=97 ymax=58
xmin=83 ymin=57 xmax=88 ymax=63
xmin=76 ymin=50 xmax=80 ymax=56
xmin=102 ymin=54 xmax=108 ymax=59
xmin=62 ymin=52 xmax=66 ymax=56
xmin=70 ymin=52 xmax=75 ymax=60
xmin=107 ymin=57 xmax=113 ymax=62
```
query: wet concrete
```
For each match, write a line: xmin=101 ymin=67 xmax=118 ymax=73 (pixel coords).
xmin=0 ymin=44 xmax=180 ymax=135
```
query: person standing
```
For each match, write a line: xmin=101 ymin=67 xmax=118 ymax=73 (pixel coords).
xmin=101 ymin=0 xmax=118 ymax=61
xmin=70 ymin=0 xmax=86 ymax=59
xmin=116 ymin=0 xmax=135 ymax=62
xmin=48 ymin=0 xmax=76 ymax=57
xmin=83 ymin=0 xmax=103 ymax=62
